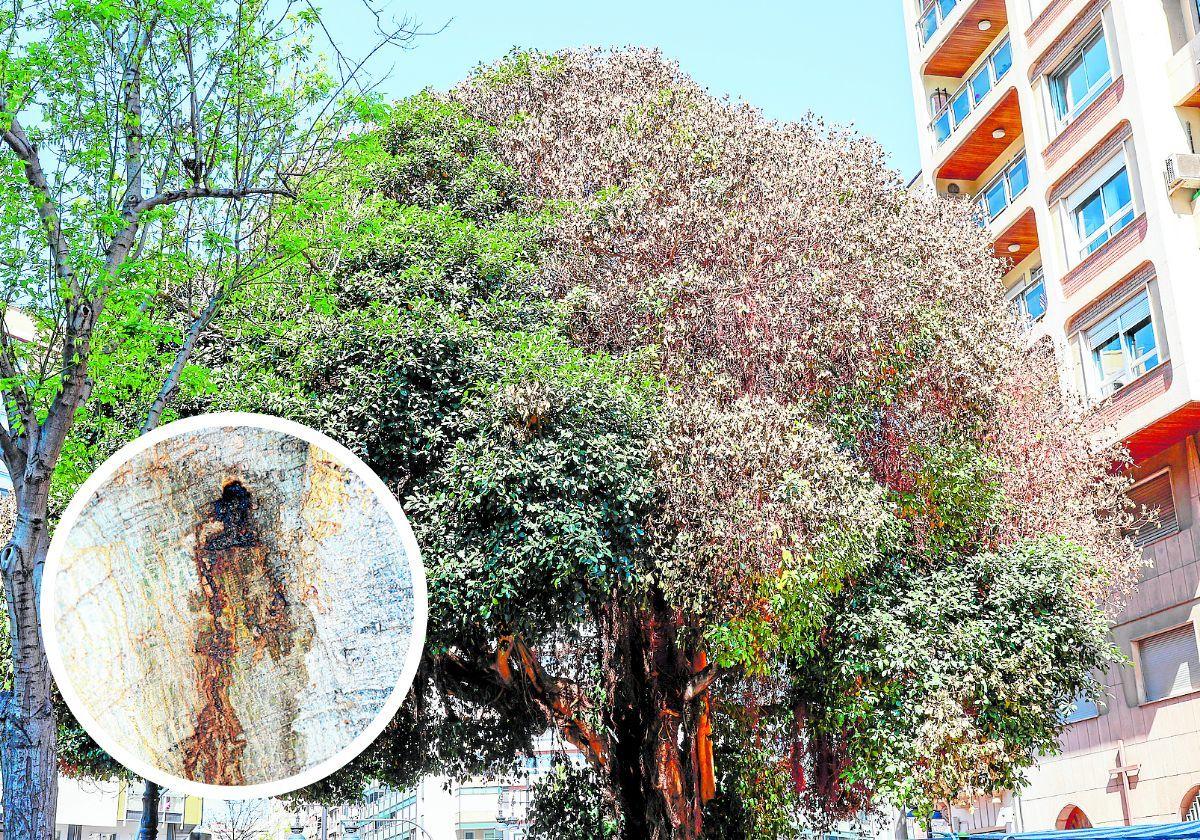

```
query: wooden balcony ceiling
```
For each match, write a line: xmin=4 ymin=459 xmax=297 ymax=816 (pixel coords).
xmin=1125 ymin=400 xmax=1200 ymax=462
xmin=935 ymin=87 xmax=1022 ymax=181
xmin=1181 ymin=84 xmax=1200 ymax=108
xmin=993 ymin=206 xmax=1038 ymax=259
xmin=923 ymin=0 xmax=1008 ymax=77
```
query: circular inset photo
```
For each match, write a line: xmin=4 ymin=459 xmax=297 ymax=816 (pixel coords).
xmin=43 ymin=413 xmax=426 ymax=798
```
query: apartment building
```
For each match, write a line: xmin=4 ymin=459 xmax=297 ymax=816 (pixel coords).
xmin=299 ymin=734 xmax=583 ymax=840
xmin=53 ymin=778 xmax=204 ymax=840
xmin=902 ymin=0 xmax=1200 ymax=831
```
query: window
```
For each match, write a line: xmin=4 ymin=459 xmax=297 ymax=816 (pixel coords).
xmin=918 ymin=0 xmax=959 ymax=44
xmin=980 ymin=153 xmax=1029 ymax=221
xmin=1058 ymin=807 xmax=1093 ymax=831
xmin=1137 ymin=624 xmax=1200 ymax=703
xmin=929 ymin=37 xmax=1012 ymax=145
xmin=1011 ymin=267 xmax=1047 ymax=321
xmin=1127 ymin=471 xmax=1180 ymax=548
xmin=1084 ymin=291 xmax=1159 ymax=395
xmin=1051 ymin=27 xmax=1113 ymax=122
xmin=1184 ymin=786 xmax=1200 ymax=822
xmin=1062 ymin=690 xmax=1100 ymax=723
xmin=1073 ymin=165 xmax=1134 ymax=256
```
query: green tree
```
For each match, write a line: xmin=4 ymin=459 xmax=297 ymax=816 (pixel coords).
xmin=0 ymin=3 xmax=417 ymax=839
xmin=526 ymin=759 xmax=619 ymax=840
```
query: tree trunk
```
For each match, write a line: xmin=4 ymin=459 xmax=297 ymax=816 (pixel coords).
xmin=609 ymin=595 xmax=712 ymax=840
xmin=136 ymin=780 xmax=161 ymax=840
xmin=2 ymin=483 xmax=59 ymax=840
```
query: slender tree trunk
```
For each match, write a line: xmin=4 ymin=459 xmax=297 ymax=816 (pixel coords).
xmin=609 ymin=595 xmax=711 ymax=840
xmin=136 ymin=780 xmax=161 ymax=840
xmin=1 ymin=482 xmax=59 ymax=840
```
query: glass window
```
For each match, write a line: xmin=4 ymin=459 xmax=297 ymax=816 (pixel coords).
xmin=1019 ymin=270 xmax=1046 ymax=321
xmin=985 ymin=179 xmax=1008 ymax=218
xmin=918 ymin=0 xmax=957 ymax=42
xmin=1074 ymin=166 xmax=1134 ymax=256
xmin=1008 ymin=155 xmax=1029 ymax=197
xmin=1084 ymin=292 xmax=1159 ymax=394
xmin=1062 ymin=690 xmax=1099 ymax=723
xmin=919 ymin=6 xmax=939 ymax=41
xmin=971 ymin=65 xmax=993 ymax=105
xmin=950 ymin=88 xmax=971 ymax=127
xmin=992 ymin=38 xmax=1013 ymax=81
xmin=933 ymin=109 xmax=951 ymax=144
xmin=1051 ymin=28 xmax=1113 ymax=120
xmin=1126 ymin=471 xmax=1179 ymax=548
xmin=979 ymin=154 xmax=1028 ymax=222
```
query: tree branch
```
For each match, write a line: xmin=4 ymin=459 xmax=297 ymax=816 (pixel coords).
xmin=435 ymin=637 xmax=610 ymax=769
xmin=0 ymin=97 xmax=78 ymax=300
xmin=133 ymin=184 xmax=294 ymax=217
xmin=141 ymin=286 xmax=224 ymax=434
xmin=684 ymin=661 xmax=731 ymax=703
xmin=120 ymin=16 xmax=160 ymax=211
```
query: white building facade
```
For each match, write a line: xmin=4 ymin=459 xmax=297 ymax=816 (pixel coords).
xmin=902 ymin=0 xmax=1200 ymax=831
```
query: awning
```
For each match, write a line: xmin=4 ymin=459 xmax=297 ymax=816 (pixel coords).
xmin=973 ymin=823 xmax=1200 ymax=840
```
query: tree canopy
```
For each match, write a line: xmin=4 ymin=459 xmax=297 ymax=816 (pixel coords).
xmin=54 ymin=48 xmax=1138 ymax=840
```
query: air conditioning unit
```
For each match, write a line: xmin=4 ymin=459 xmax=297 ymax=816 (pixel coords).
xmin=1164 ymin=152 xmax=1200 ymax=195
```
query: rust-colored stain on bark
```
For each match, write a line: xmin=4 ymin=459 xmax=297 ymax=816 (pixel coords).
xmin=181 ymin=481 xmax=314 ymax=785
xmin=46 ymin=422 xmax=420 ymax=791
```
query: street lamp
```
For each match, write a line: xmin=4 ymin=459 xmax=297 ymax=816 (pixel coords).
xmin=290 ymin=817 xmax=307 ymax=840
xmin=341 ymin=818 xmax=434 ymax=840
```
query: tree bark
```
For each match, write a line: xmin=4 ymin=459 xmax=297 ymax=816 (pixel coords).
xmin=1 ymin=481 xmax=59 ymax=840
xmin=609 ymin=595 xmax=713 ymax=840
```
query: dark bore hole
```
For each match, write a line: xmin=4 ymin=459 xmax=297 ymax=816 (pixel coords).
xmin=206 ymin=481 xmax=258 ymax=550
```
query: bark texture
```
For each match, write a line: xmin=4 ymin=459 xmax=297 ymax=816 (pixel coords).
xmin=1 ymin=488 xmax=58 ymax=840
xmin=48 ymin=425 xmax=418 ymax=787
xmin=609 ymin=597 xmax=713 ymax=840
xmin=437 ymin=594 xmax=718 ymax=840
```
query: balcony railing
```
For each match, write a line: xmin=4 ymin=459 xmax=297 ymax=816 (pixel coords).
xmin=917 ymin=0 xmax=959 ymax=45
xmin=974 ymin=151 xmax=1029 ymax=224
xmin=930 ymin=36 xmax=1013 ymax=146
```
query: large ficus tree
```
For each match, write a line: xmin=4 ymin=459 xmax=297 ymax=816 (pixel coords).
xmin=0 ymin=3 xmax=416 ymax=839
xmin=191 ymin=52 xmax=1140 ymax=840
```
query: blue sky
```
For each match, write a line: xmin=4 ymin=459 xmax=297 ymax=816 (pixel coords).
xmin=324 ymin=1 xmax=922 ymax=178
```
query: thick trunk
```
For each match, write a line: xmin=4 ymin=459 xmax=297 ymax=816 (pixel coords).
xmin=609 ymin=596 xmax=713 ymax=840
xmin=2 ymin=484 xmax=59 ymax=840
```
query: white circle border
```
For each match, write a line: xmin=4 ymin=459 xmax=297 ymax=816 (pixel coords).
xmin=42 ymin=411 xmax=429 ymax=800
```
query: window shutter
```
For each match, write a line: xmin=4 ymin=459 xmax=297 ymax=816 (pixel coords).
xmin=1128 ymin=472 xmax=1179 ymax=548
xmin=1139 ymin=624 xmax=1200 ymax=703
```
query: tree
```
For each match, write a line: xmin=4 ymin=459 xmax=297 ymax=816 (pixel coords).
xmin=0 ymin=4 xmax=419 ymax=840
xmin=525 ymin=759 xmax=618 ymax=840
xmin=206 ymin=51 xmax=1139 ymax=840
xmin=208 ymin=798 xmax=269 ymax=840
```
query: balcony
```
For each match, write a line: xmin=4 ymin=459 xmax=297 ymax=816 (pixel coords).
xmin=917 ymin=0 xmax=1008 ymax=77
xmin=1168 ymin=31 xmax=1200 ymax=107
xmin=974 ymin=152 xmax=1039 ymax=259
xmin=930 ymin=36 xmax=1013 ymax=147
xmin=1125 ymin=400 xmax=1200 ymax=462
xmin=975 ymin=151 xmax=1028 ymax=222
xmin=935 ymin=86 xmax=1022 ymax=181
